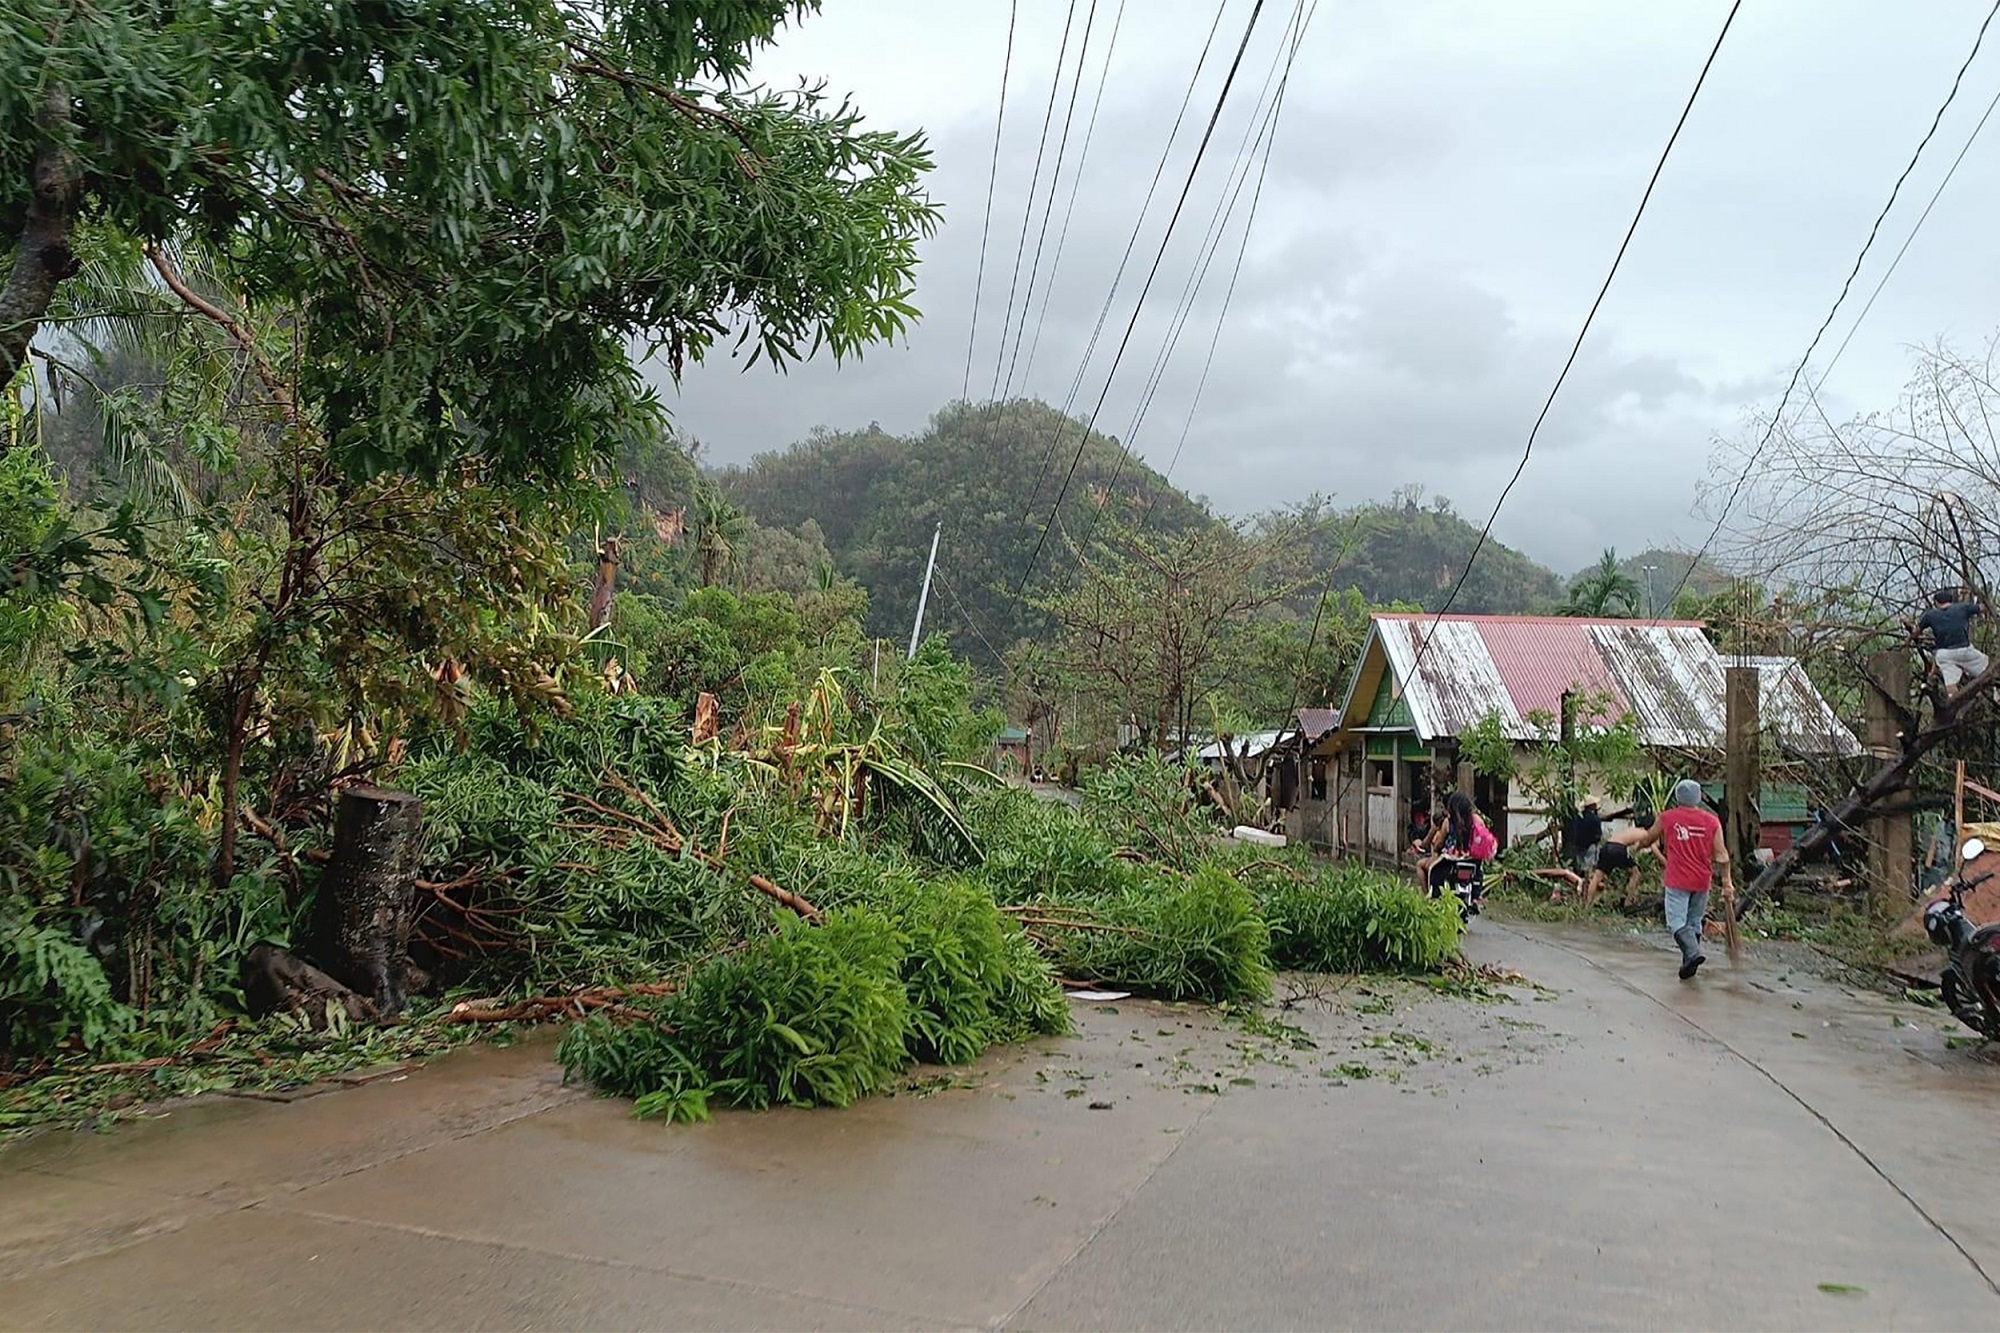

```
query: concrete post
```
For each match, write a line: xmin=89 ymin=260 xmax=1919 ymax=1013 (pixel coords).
xmin=1723 ymin=665 xmax=1761 ymax=878
xmin=1864 ymin=648 xmax=1915 ymax=915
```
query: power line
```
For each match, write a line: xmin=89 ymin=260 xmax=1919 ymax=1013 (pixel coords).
xmin=937 ymin=566 xmax=1006 ymax=665
xmin=989 ymin=0 xmax=1082 ymax=402
xmin=1109 ymin=0 xmax=1313 ymax=526
xmin=1018 ymin=0 xmax=1130 ymax=392
xmin=1017 ymin=0 xmax=1234 ymax=525
xmin=1001 ymin=0 xmax=1105 ymax=401
xmin=962 ymin=1 xmax=1020 ymax=402
xmin=1067 ymin=0 xmax=1308 ymax=566
xmin=1016 ymin=0 xmax=1273 ymax=597
xmin=1276 ymin=511 xmax=1369 ymax=738
xmin=1825 ymin=81 xmax=2000 ymax=377
xmin=1403 ymin=0 xmax=1740 ymax=670
xmin=1658 ymin=0 xmax=2000 ymax=621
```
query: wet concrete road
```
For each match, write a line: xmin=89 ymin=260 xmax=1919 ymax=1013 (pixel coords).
xmin=5 ymin=919 xmax=2000 ymax=1331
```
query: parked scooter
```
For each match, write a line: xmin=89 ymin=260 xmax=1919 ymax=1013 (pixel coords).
xmin=1923 ymin=837 xmax=2000 ymax=1040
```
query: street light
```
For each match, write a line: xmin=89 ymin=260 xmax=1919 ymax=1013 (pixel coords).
xmin=1643 ymin=563 xmax=1658 ymax=617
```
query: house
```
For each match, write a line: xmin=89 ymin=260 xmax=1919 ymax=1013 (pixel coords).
xmin=993 ymin=725 xmax=1031 ymax=775
xmin=1287 ymin=613 xmax=1862 ymax=863
xmin=1185 ymin=714 xmax=1344 ymax=829
xmin=1190 ymin=731 xmax=1286 ymax=771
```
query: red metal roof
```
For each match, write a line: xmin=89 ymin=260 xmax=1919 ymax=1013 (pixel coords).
xmin=1348 ymin=614 xmax=1860 ymax=755
xmin=1373 ymin=614 xmax=1707 ymax=627
xmin=1468 ymin=617 xmax=1627 ymax=721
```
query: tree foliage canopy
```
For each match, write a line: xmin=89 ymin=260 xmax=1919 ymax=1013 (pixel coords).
xmin=2 ymin=0 xmax=936 ymax=480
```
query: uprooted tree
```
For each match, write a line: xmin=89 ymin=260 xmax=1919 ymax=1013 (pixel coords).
xmin=1710 ymin=342 xmax=2000 ymax=912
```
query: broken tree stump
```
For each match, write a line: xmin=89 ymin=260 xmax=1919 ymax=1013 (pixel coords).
xmin=240 ymin=942 xmax=374 ymax=1028
xmin=309 ymin=784 xmax=424 ymax=1016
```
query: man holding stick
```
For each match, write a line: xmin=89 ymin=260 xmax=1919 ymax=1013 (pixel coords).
xmin=1627 ymin=779 xmax=1735 ymax=979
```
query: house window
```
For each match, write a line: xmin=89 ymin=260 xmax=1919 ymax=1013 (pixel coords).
xmin=1368 ymin=759 xmax=1394 ymax=791
xmin=1310 ymin=758 xmax=1328 ymax=802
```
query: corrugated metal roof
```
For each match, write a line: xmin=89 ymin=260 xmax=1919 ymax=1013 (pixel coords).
xmin=1194 ymin=730 xmax=1285 ymax=762
xmin=1296 ymin=708 xmax=1340 ymax=741
xmin=1360 ymin=615 xmax=1860 ymax=756
xmin=1378 ymin=618 xmax=1524 ymax=739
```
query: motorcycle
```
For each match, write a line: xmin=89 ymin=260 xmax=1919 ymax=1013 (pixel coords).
xmin=1429 ymin=856 xmax=1483 ymax=922
xmin=1923 ymin=837 xmax=2000 ymax=1040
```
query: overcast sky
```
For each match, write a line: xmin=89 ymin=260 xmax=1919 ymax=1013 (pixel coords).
xmin=657 ymin=0 xmax=2000 ymax=576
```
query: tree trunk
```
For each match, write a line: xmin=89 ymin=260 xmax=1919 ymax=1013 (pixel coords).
xmin=587 ymin=536 xmax=620 ymax=630
xmin=309 ymin=785 xmax=424 ymax=1015
xmin=241 ymin=941 xmax=373 ymax=1028
xmin=0 ymin=86 xmax=79 ymax=393
xmin=1739 ymin=657 xmax=1997 ymax=916
xmin=212 ymin=676 xmax=255 ymax=892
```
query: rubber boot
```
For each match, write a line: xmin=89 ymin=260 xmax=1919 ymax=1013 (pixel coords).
xmin=1673 ymin=926 xmax=1705 ymax=978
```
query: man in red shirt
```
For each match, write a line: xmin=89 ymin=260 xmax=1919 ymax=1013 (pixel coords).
xmin=1630 ymin=779 xmax=1735 ymax=978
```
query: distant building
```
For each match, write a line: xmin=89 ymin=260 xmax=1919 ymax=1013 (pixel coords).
xmin=1285 ymin=613 xmax=1861 ymax=863
xmin=994 ymin=725 xmax=1031 ymax=775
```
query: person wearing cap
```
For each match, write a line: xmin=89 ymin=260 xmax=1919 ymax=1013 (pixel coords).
xmin=1583 ymin=824 xmax=1654 ymax=908
xmin=1626 ymin=779 xmax=1735 ymax=978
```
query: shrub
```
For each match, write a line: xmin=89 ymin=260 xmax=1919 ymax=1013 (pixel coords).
xmin=965 ymin=787 xmax=1138 ymax=905
xmin=558 ymin=908 xmax=912 ymax=1118
xmin=1 ymin=918 xmax=135 ymax=1063
xmin=1260 ymin=865 xmax=1462 ymax=974
xmin=868 ymin=871 xmax=1067 ymax=1063
xmin=1079 ymin=752 xmax=1216 ymax=869
xmin=1053 ymin=866 xmax=1273 ymax=1003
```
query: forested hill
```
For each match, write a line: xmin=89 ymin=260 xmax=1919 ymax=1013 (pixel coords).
xmin=721 ymin=406 xmax=1569 ymax=660
xmin=1582 ymin=546 xmax=1735 ymax=606
xmin=718 ymin=399 xmax=1215 ymax=656
xmin=1321 ymin=490 xmax=1567 ymax=614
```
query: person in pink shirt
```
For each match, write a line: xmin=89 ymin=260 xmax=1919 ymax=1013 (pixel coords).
xmin=1628 ymin=779 xmax=1736 ymax=979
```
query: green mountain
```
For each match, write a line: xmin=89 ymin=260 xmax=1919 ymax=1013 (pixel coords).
xmin=1320 ymin=490 xmax=1567 ymax=614
xmin=718 ymin=399 xmax=1213 ymax=661
xmin=722 ymin=409 xmax=1572 ymax=664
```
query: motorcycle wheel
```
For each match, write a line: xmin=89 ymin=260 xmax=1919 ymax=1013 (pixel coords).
xmin=1943 ymin=970 xmax=1987 ymax=1035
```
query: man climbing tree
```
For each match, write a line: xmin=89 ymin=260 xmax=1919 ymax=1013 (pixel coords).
xmin=1910 ymin=587 xmax=1989 ymax=702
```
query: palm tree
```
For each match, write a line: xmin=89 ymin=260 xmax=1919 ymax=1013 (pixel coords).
xmin=1561 ymin=549 xmax=1642 ymax=617
xmin=692 ymin=483 xmax=748 ymax=587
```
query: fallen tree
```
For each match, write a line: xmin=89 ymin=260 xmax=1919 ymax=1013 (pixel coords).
xmin=1738 ymin=658 xmax=2000 ymax=915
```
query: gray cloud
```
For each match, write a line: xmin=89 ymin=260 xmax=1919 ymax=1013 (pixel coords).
xmin=656 ymin=0 xmax=2000 ymax=576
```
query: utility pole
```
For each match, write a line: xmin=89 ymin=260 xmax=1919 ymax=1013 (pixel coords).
xmin=1863 ymin=648 xmax=1914 ymax=916
xmin=1643 ymin=564 xmax=1658 ymax=617
xmin=1723 ymin=665 xmax=1761 ymax=883
xmin=908 ymin=522 xmax=942 ymax=660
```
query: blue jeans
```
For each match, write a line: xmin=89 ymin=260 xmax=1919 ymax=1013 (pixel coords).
xmin=1665 ymin=889 xmax=1709 ymax=962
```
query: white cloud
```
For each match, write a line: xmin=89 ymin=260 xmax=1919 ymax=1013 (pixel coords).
xmin=657 ymin=0 xmax=2000 ymax=574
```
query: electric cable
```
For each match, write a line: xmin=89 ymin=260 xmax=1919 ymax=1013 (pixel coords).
xmin=1016 ymin=0 xmax=1235 ymax=524
xmin=1108 ymin=0 xmax=1314 ymax=529
xmin=1656 ymin=0 xmax=2000 ymax=622
xmin=1017 ymin=0 xmax=1130 ymax=393
xmin=988 ymin=0 xmax=1082 ymax=402
xmin=961 ymin=0 xmax=1021 ymax=401
xmin=1401 ymin=0 xmax=1741 ymax=678
xmin=1000 ymin=0 xmax=1105 ymax=402
xmin=1015 ymin=0 xmax=1273 ymax=598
